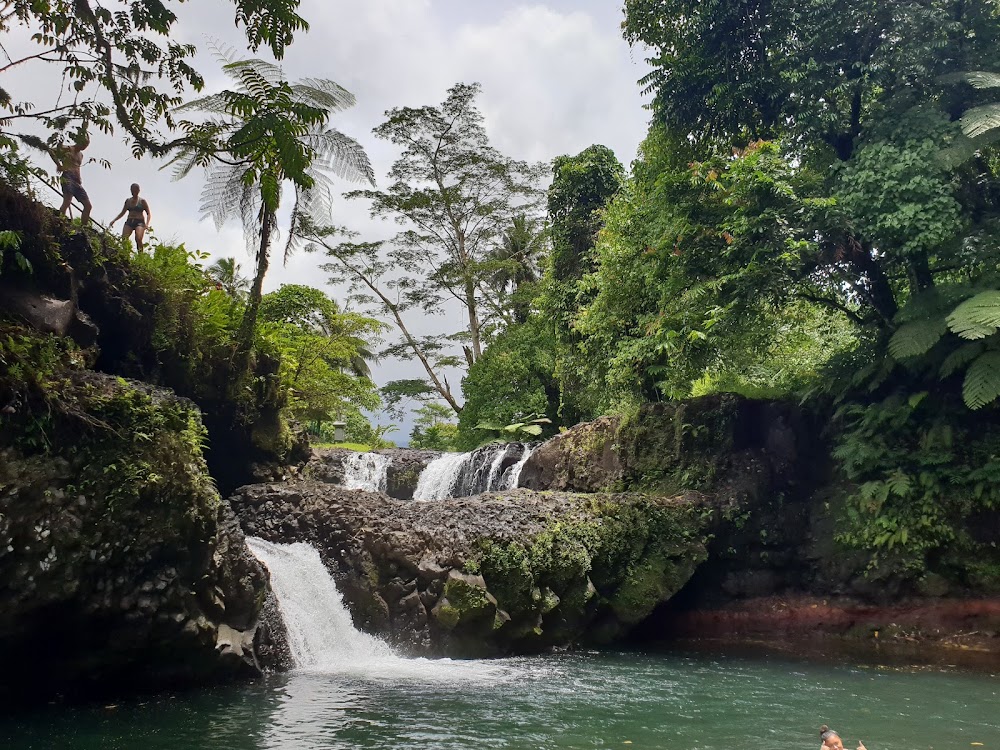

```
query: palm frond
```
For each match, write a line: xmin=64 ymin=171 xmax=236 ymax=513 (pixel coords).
xmin=961 ymin=71 xmax=1000 ymax=90
xmin=963 ymin=351 xmax=1000 ymax=409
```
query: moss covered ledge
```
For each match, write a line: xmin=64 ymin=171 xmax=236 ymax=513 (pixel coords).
xmin=0 ymin=330 xmax=279 ymax=704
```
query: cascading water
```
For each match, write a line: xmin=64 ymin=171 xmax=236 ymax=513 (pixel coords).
xmin=412 ymin=452 xmax=471 ymax=501
xmin=247 ymin=537 xmax=511 ymax=682
xmin=246 ymin=537 xmax=395 ymax=670
xmin=413 ymin=443 xmax=535 ymax=500
xmin=506 ymin=444 xmax=536 ymax=489
xmin=341 ymin=451 xmax=390 ymax=492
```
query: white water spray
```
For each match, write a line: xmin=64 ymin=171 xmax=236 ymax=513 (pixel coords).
xmin=505 ymin=444 xmax=536 ymax=489
xmin=247 ymin=537 xmax=516 ymax=682
xmin=412 ymin=452 xmax=470 ymax=501
xmin=484 ymin=443 xmax=514 ymax=491
xmin=341 ymin=452 xmax=390 ymax=493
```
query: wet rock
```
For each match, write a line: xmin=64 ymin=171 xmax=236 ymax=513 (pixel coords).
xmin=229 ymin=480 xmax=714 ymax=657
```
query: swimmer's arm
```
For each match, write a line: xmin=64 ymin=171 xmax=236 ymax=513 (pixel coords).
xmin=143 ymin=200 xmax=152 ymax=226
xmin=857 ymin=742 xmax=867 ymax=750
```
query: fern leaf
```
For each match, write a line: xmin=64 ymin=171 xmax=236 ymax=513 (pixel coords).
xmin=939 ymin=341 xmax=985 ymax=378
xmin=947 ymin=290 xmax=1000 ymax=339
xmin=960 ymin=71 xmax=1000 ymax=90
xmin=888 ymin=317 xmax=946 ymax=359
xmin=962 ymin=351 xmax=1000 ymax=409
xmin=960 ymin=103 xmax=1000 ymax=139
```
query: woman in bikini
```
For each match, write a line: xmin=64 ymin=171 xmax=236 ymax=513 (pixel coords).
xmin=111 ymin=183 xmax=152 ymax=253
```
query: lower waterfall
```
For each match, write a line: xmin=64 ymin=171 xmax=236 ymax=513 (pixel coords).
xmin=247 ymin=537 xmax=395 ymax=670
xmin=247 ymin=537 xmax=510 ymax=681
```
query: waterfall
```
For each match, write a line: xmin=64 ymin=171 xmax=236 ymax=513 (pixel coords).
xmin=485 ymin=443 xmax=514 ymax=490
xmin=341 ymin=452 xmax=390 ymax=493
xmin=413 ymin=443 xmax=534 ymax=500
xmin=247 ymin=537 xmax=512 ymax=682
xmin=505 ymin=444 xmax=536 ymax=489
xmin=246 ymin=537 xmax=395 ymax=670
xmin=412 ymin=452 xmax=471 ymax=501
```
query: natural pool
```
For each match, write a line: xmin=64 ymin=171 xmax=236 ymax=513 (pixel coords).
xmin=2 ymin=647 xmax=997 ymax=750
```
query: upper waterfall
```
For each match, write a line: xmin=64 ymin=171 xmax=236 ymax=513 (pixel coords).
xmin=412 ymin=442 xmax=534 ymax=500
xmin=341 ymin=451 xmax=391 ymax=493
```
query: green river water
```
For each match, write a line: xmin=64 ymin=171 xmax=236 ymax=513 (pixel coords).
xmin=2 ymin=648 xmax=997 ymax=750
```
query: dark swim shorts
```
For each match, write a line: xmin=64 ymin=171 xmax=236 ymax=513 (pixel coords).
xmin=60 ymin=171 xmax=89 ymax=202
xmin=125 ymin=218 xmax=146 ymax=229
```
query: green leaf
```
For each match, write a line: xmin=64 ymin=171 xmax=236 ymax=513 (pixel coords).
xmin=962 ymin=351 xmax=1000 ymax=409
xmin=947 ymin=290 xmax=1000 ymax=339
xmin=888 ymin=317 xmax=946 ymax=359
xmin=939 ymin=341 xmax=985 ymax=378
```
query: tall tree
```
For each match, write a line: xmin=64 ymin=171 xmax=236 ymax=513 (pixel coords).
xmin=169 ymin=53 xmax=374 ymax=366
xmin=1 ymin=0 xmax=307 ymax=155
xmin=301 ymin=82 xmax=545 ymax=413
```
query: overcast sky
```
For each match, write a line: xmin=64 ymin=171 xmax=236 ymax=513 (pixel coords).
xmin=7 ymin=0 xmax=652 ymax=444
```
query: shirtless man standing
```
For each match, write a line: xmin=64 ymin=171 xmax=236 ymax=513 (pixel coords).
xmin=110 ymin=183 xmax=152 ymax=253
xmin=50 ymin=133 xmax=92 ymax=224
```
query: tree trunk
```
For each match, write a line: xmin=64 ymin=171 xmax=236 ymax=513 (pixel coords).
xmin=907 ymin=253 xmax=934 ymax=294
xmin=466 ymin=278 xmax=482 ymax=362
xmin=234 ymin=208 xmax=275 ymax=373
xmin=849 ymin=240 xmax=898 ymax=328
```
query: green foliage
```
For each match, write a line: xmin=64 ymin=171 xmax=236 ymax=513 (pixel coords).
xmin=833 ymin=392 xmax=1000 ymax=574
xmin=835 ymin=110 xmax=966 ymax=260
xmin=258 ymin=284 xmax=382 ymax=426
xmin=623 ymin=0 xmax=1000 ymax=159
xmin=130 ymin=241 xmax=240 ymax=385
xmin=2 ymin=0 xmax=307 ymax=156
xmin=0 ymin=229 xmax=31 ymax=275
xmin=409 ymin=403 xmax=459 ymax=451
xmin=546 ymin=144 xmax=624 ymax=332
xmin=885 ymin=284 xmax=1000 ymax=410
xmin=457 ymin=317 xmax=561 ymax=449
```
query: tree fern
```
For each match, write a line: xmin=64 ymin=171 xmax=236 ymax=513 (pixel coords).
xmin=963 ymin=351 xmax=1000 ymax=409
xmin=939 ymin=341 xmax=985 ymax=378
xmin=888 ymin=317 xmax=946 ymax=359
xmin=946 ymin=290 xmax=1000 ymax=339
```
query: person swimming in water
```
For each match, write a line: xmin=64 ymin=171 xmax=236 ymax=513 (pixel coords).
xmin=820 ymin=725 xmax=867 ymax=750
xmin=49 ymin=133 xmax=92 ymax=224
xmin=110 ymin=183 xmax=152 ymax=253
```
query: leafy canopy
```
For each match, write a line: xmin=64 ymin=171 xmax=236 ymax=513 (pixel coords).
xmin=1 ymin=0 xmax=308 ymax=156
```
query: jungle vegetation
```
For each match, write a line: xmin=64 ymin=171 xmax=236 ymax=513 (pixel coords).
xmin=3 ymin=0 xmax=1000 ymax=571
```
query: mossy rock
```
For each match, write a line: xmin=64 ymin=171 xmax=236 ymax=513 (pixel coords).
xmin=431 ymin=570 xmax=497 ymax=630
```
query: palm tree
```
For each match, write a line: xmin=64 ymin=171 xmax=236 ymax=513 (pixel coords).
xmin=487 ymin=214 xmax=547 ymax=323
xmin=169 ymin=51 xmax=374 ymax=366
xmin=206 ymin=257 xmax=250 ymax=298
xmin=489 ymin=215 xmax=546 ymax=291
